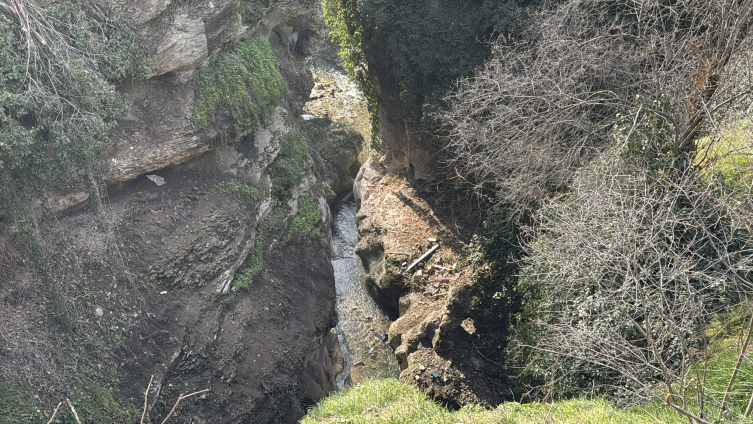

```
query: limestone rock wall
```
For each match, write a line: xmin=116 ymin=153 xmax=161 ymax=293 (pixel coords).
xmin=47 ymin=0 xmax=323 ymax=211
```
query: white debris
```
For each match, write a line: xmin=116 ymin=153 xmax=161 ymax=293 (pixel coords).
xmin=301 ymin=114 xmax=314 ymax=120
xmin=147 ymin=174 xmax=166 ymax=186
xmin=160 ymin=291 xmax=167 ymax=295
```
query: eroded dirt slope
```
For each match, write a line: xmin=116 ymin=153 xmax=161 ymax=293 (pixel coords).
xmin=354 ymin=159 xmax=512 ymax=408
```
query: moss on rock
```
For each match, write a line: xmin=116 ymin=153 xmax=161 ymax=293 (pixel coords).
xmin=192 ymin=37 xmax=288 ymax=131
xmin=269 ymin=131 xmax=307 ymax=200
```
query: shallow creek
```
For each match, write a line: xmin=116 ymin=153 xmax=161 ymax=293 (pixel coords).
xmin=331 ymin=201 xmax=400 ymax=388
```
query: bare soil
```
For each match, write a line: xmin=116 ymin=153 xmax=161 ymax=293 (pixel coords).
xmin=0 ymin=145 xmax=339 ymax=423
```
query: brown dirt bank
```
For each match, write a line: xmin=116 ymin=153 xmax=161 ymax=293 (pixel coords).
xmin=354 ymin=158 xmax=511 ymax=408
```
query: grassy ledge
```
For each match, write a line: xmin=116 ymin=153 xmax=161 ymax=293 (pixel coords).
xmin=301 ymin=376 xmax=753 ymax=424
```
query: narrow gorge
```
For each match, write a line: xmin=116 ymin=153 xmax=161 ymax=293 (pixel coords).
xmin=1 ymin=0 xmax=525 ymax=421
xmin=7 ymin=1 xmax=749 ymax=423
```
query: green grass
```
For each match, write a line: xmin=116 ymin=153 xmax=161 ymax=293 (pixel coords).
xmin=674 ymin=338 xmax=753 ymax=422
xmin=0 ymin=381 xmax=135 ymax=424
xmin=302 ymin=362 xmax=753 ymax=424
xmin=192 ymin=37 xmax=288 ymax=131
xmin=696 ymin=120 xmax=753 ymax=188
xmin=0 ymin=382 xmax=31 ymax=424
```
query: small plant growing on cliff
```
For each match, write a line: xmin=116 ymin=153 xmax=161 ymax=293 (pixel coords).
xmin=192 ymin=37 xmax=288 ymax=132
xmin=214 ymin=180 xmax=263 ymax=207
xmin=284 ymin=197 xmax=322 ymax=243
xmin=234 ymin=206 xmax=289 ymax=290
xmin=269 ymin=131 xmax=307 ymax=199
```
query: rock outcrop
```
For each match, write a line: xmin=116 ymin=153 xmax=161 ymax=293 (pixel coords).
xmin=48 ymin=0 xmax=324 ymax=211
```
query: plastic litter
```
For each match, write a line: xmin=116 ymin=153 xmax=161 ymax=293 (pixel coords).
xmin=147 ymin=174 xmax=166 ymax=186
xmin=301 ymin=114 xmax=314 ymax=120
xmin=432 ymin=370 xmax=440 ymax=378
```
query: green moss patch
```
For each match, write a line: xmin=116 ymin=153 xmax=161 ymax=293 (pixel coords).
xmin=192 ymin=37 xmax=288 ymax=131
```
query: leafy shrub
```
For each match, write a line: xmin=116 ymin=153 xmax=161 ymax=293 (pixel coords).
xmin=0 ymin=1 xmax=146 ymax=191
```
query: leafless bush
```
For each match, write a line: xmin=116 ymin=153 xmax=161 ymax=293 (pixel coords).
xmin=514 ymin=150 xmax=753 ymax=420
xmin=436 ymin=0 xmax=753 ymax=216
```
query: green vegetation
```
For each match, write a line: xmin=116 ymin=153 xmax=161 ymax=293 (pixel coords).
xmin=302 ymin=378 xmax=728 ymax=424
xmin=227 ymin=130 xmax=316 ymax=291
xmin=64 ymin=386 xmax=135 ymax=423
xmin=512 ymin=152 xmax=753 ymax=403
xmin=234 ymin=206 xmax=289 ymax=290
xmin=0 ymin=382 xmax=33 ymax=424
xmin=695 ymin=120 xmax=753 ymax=188
xmin=269 ymin=131 xmax=307 ymax=199
xmin=192 ymin=37 xmax=287 ymax=131
xmin=323 ymin=0 xmax=534 ymax=146
xmin=0 ymin=380 xmax=136 ymax=424
xmin=318 ymin=1 xmax=753 ymax=422
xmin=285 ymin=197 xmax=321 ymax=243
xmin=234 ymin=194 xmax=322 ymax=290
xmin=0 ymin=0 xmax=146 ymax=330
xmin=300 ymin=120 xmax=363 ymax=174
xmin=233 ymin=236 xmax=262 ymax=290
xmin=321 ymin=0 xmax=380 ymax=146
xmin=0 ymin=0 xmax=146 ymax=191
xmin=214 ymin=180 xmax=264 ymax=206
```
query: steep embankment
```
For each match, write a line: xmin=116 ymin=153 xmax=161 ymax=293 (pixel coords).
xmin=0 ymin=1 xmax=363 ymax=423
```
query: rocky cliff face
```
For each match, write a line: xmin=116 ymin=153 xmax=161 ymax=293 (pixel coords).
xmin=0 ymin=1 xmax=358 ymax=422
xmin=48 ymin=0 xmax=323 ymax=210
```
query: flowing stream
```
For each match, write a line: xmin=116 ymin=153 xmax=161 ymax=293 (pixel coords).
xmin=331 ymin=201 xmax=400 ymax=388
